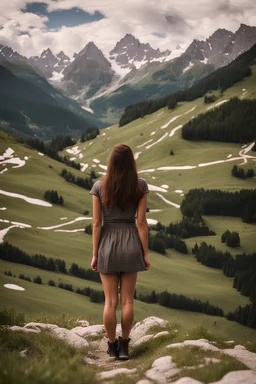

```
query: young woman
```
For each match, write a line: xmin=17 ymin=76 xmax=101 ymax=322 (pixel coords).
xmin=90 ymin=144 xmax=150 ymax=360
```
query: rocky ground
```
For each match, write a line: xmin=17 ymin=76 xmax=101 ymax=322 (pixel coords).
xmin=9 ymin=316 xmax=256 ymax=384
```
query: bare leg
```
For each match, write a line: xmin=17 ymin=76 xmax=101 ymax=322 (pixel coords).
xmin=120 ymin=272 xmax=138 ymax=339
xmin=100 ymin=273 xmax=119 ymax=342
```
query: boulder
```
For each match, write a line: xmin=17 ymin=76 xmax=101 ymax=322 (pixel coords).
xmin=167 ymin=339 xmax=219 ymax=352
xmin=130 ymin=317 xmax=168 ymax=343
xmin=133 ymin=334 xmax=154 ymax=347
xmin=223 ymin=348 xmax=256 ymax=370
xmin=154 ymin=331 xmax=169 ymax=339
xmin=210 ymin=370 xmax=256 ymax=384
xmin=145 ymin=355 xmax=179 ymax=384
xmin=24 ymin=322 xmax=58 ymax=330
xmin=71 ymin=324 xmax=104 ymax=337
xmin=98 ymin=368 xmax=137 ymax=380
xmin=76 ymin=320 xmax=90 ymax=327
xmin=51 ymin=327 xmax=89 ymax=348
xmin=10 ymin=326 xmax=40 ymax=334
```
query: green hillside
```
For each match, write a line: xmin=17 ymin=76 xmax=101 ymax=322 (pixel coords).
xmin=0 ymin=63 xmax=104 ymax=140
xmin=1 ymin=68 xmax=256 ymax=340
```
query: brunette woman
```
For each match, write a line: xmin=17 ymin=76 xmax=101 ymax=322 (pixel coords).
xmin=90 ymin=144 xmax=150 ymax=360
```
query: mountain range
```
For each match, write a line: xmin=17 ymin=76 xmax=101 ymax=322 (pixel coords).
xmin=0 ymin=23 xmax=256 ymax=128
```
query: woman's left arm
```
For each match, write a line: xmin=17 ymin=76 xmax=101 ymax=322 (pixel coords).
xmin=91 ymin=195 xmax=102 ymax=271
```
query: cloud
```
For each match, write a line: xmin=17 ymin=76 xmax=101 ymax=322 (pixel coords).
xmin=0 ymin=0 xmax=255 ymax=58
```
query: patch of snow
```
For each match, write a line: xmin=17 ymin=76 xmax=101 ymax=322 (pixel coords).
xmin=227 ymin=154 xmax=232 ymax=158
xmin=161 ymin=184 xmax=169 ymax=188
xmin=0 ymin=168 xmax=8 ymax=174
xmin=38 ymin=152 xmax=44 ymax=156
xmin=156 ymin=193 xmax=180 ymax=208
xmin=0 ymin=158 xmax=26 ymax=168
xmin=161 ymin=116 xmax=181 ymax=129
xmin=182 ymin=62 xmax=194 ymax=74
xmin=0 ymin=207 xmax=7 ymax=210
xmin=101 ymin=132 xmax=106 ymax=136
xmin=78 ymin=153 xmax=83 ymax=159
xmin=157 ymin=166 xmax=196 ymax=170
xmin=38 ymin=217 xmax=92 ymax=230
xmin=81 ymin=163 xmax=88 ymax=172
xmin=242 ymin=88 xmax=246 ymax=91
xmin=146 ymin=133 xmax=168 ymax=149
xmin=24 ymin=156 xmax=29 ymax=160
xmin=138 ymin=169 xmax=155 ymax=173
xmin=0 ymin=189 xmax=52 ymax=207
xmin=151 ymin=131 xmax=156 ymax=135
xmin=207 ymin=100 xmax=228 ymax=110
xmin=136 ymin=139 xmax=153 ymax=148
xmin=60 ymin=217 xmax=68 ymax=220
xmin=54 ymin=229 xmax=85 ymax=233
xmin=148 ymin=184 xmax=167 ymax=192
xmin=208 ymin=42 xmax=212 ymax=50
xmin=169 ymin=125 xmax=183 ymax=137
xmin=147 ymin=218 xmax=158 ymax=225
xmin=70 ymin=157 xmax=76 ymax=161
xmin=149 ymin=209 xmax=163 ymax=212
xmin=134 ymin=152 xmax=141 ymax=160
xmin=4 ymin=284 xmax=25 ymax=291
xmin=99 ymin=164 xmax=107 ymax=170
xmin=93 ymin=159 xmax=100 ymax=163
xmin=66 ymin=146 xmax=80 ymax=156
xmin=50 ymin=70 xmax=64 ymax=81
xmin=82 ymin=106 xmax=94 ymax=114
xmin=175 ymin=189 xmax=183 ymax=193
xmin=152 ymin=176 xmax=156 ymax=179
xmin=3 ymin=148 xmax=14 ymax=157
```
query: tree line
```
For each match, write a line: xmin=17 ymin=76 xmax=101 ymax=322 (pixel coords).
xmin=60 ymin=169 xmax=94 ymax=190
xmin=137 ymin=290 xmax=224 ymax=317
xmin=0 ymin=242 xmax=101 ymax=283
xmin=221 ymin=230 xmax=240 ymax=248
xmin=193 ymin=242 xmax=256 ymax=328
xmin=232 ymin=165 xmax=255 ymax=179
xmin=80 ymin=127 xmax=99 ymax=142
xmin=44 ymin=190 xmax=64 ymax=205
xmin=182 ymin=98 xmax=256 ymax=143
xmin=18 ymin=134 xmax=81 ymax=170
xmin=181 ymin=188 xmax=256 ymax=223
xmin=151 ymin=216 xmax=216 ymax=238
xmin=119 ymin=44 xmax=255 ymax=126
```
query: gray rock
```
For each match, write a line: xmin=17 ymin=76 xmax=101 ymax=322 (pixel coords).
xmin=136 ymin=380 xmax=153 ymax=384
xmin=223 ymin=348 xmax=256 ymax=370
xmin=130 ymin=316 xmax=168 ymax=343
xmin=234 ymin=345 xmax=246 ymax=350
xmin=71 ymin=324 xmax=104 ymax=337
xmin=10 ymin=326 xmax=40 ymax=334
xmin=51 ymin=327 xmax=89 ymax=348
xmin=154 ymin=331 xmax=169 ymax=339
xmin=24 ymin=322 xmax=58 ymax=330
xmin=98 ymin=368 xmax=137 ymax=380
xmin=76 ymin=320 xmax=90 ymax=327
xmin=145 ymin=355 xmax=179 ymax=384
xmin=167 ymin=339 xmax=219 ymax=352
xmin=210 ymin=370 xmax=256 ymax=384
xmin=172 ymin=378 xmax=203 ymax=384
xmin=133 ymin=334 xmax=154 ymax=347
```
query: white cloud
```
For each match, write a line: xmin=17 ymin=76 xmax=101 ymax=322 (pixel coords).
xmin=0 ymin=0 xmax=255 ymax=58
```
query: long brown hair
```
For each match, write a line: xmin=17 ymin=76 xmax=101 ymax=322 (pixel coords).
xmin=101 ymin=144 xmax=142 ymax=209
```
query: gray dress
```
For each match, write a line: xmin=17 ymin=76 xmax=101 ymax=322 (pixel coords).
xmin=90 ymin=178 xmax=149 ymax=273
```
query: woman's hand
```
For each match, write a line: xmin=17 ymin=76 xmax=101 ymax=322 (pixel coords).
xmin=144 ymin=254 xmax=151 ymax=270
xmin=91 ymin=256 xmax=98 ymax=271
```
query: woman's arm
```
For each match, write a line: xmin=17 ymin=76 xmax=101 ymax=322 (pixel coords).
xmin=136 ymin=193 xmax=150 ymax=270
xmin=91 ymin=195 xmax=102 ymax=271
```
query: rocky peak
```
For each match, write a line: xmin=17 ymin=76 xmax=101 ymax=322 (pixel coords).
xmin=210 ymin=28 xmax=234 ymax=40
xmin=75 ymin=42 xmax=111 ymax=69
xmin=57 ymin=51 xmax=70 ymax=61
xmin=110 ymin=34 xmax=171 ymax=70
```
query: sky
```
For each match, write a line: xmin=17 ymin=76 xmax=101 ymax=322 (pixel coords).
xmin=0 ymin=0 xmax=255 ymax=58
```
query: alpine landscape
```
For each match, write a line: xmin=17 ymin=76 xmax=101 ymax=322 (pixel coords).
xmin=0 ymin=1 xmax=256 ymax=384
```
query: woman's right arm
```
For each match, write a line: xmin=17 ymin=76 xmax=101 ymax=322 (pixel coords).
xmin=136 ymin=193 xmax=150 ymax=270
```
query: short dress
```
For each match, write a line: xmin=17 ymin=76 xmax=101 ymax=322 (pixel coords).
xmin=89 ymin=178 xmax=149 ymax=273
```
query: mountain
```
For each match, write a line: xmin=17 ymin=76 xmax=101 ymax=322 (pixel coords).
xmin=60 ymin=42 xmax=115 ymax=100
xmin=0 ymin=62 xmax=105 ymax=139
xmin=90 ymin=24 xmax=256 ymax=124
xmin=109 ymin=33 xmax=172 ymax=71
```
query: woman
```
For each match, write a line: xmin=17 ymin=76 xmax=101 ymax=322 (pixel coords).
xmin=90 ymin=144 xmax=150 ymax=360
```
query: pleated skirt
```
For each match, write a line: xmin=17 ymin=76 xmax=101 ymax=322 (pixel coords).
xmin=97 ymin=222 xmax=145 ymax=273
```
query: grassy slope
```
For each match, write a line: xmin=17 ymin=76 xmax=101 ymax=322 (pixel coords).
xmin=0 ymin=70 xmax=256 ymax=340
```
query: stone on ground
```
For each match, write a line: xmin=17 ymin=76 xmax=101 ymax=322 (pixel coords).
xmin=145 ymin=355 xmax=180 ymax=384
xmin=98 ymin=368 xmax=137 ymax=380
xmin=51 ymin=327 xmax=89 ymax=348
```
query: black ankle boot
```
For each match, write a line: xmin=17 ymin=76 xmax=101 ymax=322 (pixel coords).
xmin=107 ymin=339 xmax=118 ymax=359
xmin=118 ymin=336 xmax=131 ymax=360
